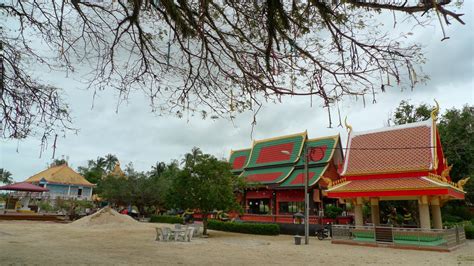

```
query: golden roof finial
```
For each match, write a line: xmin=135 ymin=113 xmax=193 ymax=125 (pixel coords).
xmin=321 ymin=176 xmax=333 ymax=188
xmin=344 ymin=116 xmax=352 ymax=135
xmin=431 ymin=99 xmax=440 ymax=121
xmin=457 ymin=177 xmax=470 ymax=191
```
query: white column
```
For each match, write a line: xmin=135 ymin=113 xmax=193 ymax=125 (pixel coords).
xmin=370 ymin=198 xmax=380 ymax=225
xmin=67 ymin=185 xmax=71 ymax=197
xmin=431 ymin=197 xmax=442 ymax=229
xmin=354 ymin=197 xmax=364 ymax=226
xmin=89 ymin=187 xmax=93 ymax=200
xmin=418 ymin=195 xmax=431 ymax=230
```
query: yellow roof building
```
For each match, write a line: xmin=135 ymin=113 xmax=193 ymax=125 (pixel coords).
xmin=24 ymin=164 xmax=94 ymax=187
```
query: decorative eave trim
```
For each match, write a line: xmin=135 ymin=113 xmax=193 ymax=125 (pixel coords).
xmin=342 ymin=166 xmax=432 ymax=177
xmin=275 ymin=167 xmax=297 ymax=184
xmin=326 ymin=178 xmax=350 ymax=191
xmin=306 ymin=134 xmax=339 ymax=142
xmin=424 ymin=174 xmax=465 ymax=193
xmin=243 ymin=140 xmax=257 ymax=169
xmin=252 ymin=131 xmax=307 ymax=145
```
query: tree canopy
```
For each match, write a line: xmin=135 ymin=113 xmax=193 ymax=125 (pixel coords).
xmin=1 ymin=0 xmax=466 ymax=145
xmin=167 ymin=151 xmax=239 ymax=234
xmin=0 ymin=168 xmax=14 ymax=185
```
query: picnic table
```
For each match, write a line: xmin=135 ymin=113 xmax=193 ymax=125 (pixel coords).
xmin=171 ymin=228 xmax=187 ymax=241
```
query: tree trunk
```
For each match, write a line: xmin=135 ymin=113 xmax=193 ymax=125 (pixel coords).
xmin=203 ymin=213 xmax=208 ymax=236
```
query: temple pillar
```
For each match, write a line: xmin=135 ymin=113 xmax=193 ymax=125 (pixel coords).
xmin=354 ymin=197 xmax=364 ymax=226
xmin=431 ymin=197 xmax=442 ymax=229
xmin=370 ymin=198 xmax=380 ymax=225
xmin=418 ymin=195 xmax=431 ymax=230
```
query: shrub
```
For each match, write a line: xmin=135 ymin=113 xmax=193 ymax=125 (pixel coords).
xmin=465 ymin=224 xmax=474 ymax=239
xmin=325 ymin=205 xmax=343 ymax=219
xmin=150 ymin=215 xmax=183 ymax=224
xmin=443 ymin=214 xmax=464 ymax=224
xmin=38 ymin=201 xmax=55 ymax=212
xmin=207 ymin=220 xmax=279 ymax=235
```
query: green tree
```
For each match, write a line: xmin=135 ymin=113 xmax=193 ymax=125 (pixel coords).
xmin=181 ymin=147 xmax=203 ymax=169
xmin=51 ymin=159 xmax=68 ymax=167
xmin=393 ymin=100 xmax=432 ymax=125
xmin=104 ymin=154 xmax=119 ymax=172
xmin=0 ymin=169 xmax=14 ymax=184
xmin=438 ymin=106 xmax=474 ymax=183
xmin=77 ymin=154 xmax=120 ymax=185
xmin=167 ymin=151 xmax=239 ymax=235
xmin=98 ymin=162 xmax=174 ymax=216
xmin=77 ymin=160 xmax=105 ymax=185
xmin=99 ymin=176 xmax=132 ymax=207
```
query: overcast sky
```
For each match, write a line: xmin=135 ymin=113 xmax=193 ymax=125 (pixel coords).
xmin=1 ymin=3 xmax=473 ymax=182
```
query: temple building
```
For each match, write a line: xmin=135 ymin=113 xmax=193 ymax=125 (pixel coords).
xmin=326 ymin=104 xmax=468 ymax=230
xmin=24 ymin=164 xmax=94 ymax=201
xmin=107 ymin=162 xmax=126 ymax=179
xmin=229 ymin=131 xmax=346 ymax=223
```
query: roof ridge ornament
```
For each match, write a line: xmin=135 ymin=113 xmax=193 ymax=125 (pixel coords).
xmin=321 ymin=176 xmax=333 ymax=188
xmin=344 ymin=116 xmax=352 ymax=135
xmin=431 ymin=99 xmax=440 ymax=121
xmin=457 ymin=177 xmax=470 ymax=191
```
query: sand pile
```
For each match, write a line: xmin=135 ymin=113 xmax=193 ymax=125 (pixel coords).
xmin=71 ymin=207 xmax=137 ymax=227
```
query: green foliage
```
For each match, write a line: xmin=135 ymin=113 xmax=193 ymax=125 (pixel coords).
xmin=51 ymin=159 xmax=68 ymax=167
xmin=325 ymin=205 xmax=343 ymax=219
xmin=77 ymin=154 xmax=119 ymax=185
xmin=393 ymin=100 xmax=432 ymax=125
xmin=38 ymin=201 xmax=55 ymax=212
xmin=207 ymin=220 xmax=280 ymax=236
xmin=442 ymin=204 xmax=473 ymax=222
xmin=166 ymin=149 xmax=241 ymax=235
xmin=54 ymin=198 xmax=93 ymax=220
xmin=149 ymin=215 xmax=183 ymax=224
xmin=0 ymin=168 xmax=14 ymax=184
xmin=98 ymin=162 xmax=173 ymax=216
xmin=465 ymin=224 xmax=474 ymax=239
xmin=438 ymin=106 xmax=474 ymax=182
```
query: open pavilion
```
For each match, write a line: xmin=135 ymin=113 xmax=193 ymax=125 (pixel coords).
xmin=325 ymin=103 xmax=469 ymax=250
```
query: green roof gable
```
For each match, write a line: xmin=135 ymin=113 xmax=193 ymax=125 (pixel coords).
xmin=295 ymin=135 xmax=339 ymax=167
xmin=245 ymin=132 xmax=306 ymax=169
xmin=229 ymin=149 xmax=251 ymax=172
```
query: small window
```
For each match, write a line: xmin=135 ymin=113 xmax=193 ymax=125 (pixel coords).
xmin=78 ymin=188 xmax=83 ymax=196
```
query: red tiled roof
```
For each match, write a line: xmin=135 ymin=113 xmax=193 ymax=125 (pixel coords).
xmin=241 ymin=166 xmax=293 ymax=184
xmin=342 ymin=120 xmax=435 ymax=176
xmin=326 ymin=177 xmax=464 ymax=199
xmin=328 ymin=177 xmax=440 ymax=192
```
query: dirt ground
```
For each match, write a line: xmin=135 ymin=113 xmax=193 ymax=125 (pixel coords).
xmin=1 ymin=221 xmax=473 ymax=265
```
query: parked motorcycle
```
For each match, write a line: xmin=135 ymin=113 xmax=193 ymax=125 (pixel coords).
xmin=316 ymin=223 xmax=331 ymax=240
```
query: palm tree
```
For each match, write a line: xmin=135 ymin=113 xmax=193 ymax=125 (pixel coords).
xmin=181 ymin=147 xmax=203 ymax=168
xmin=150 ymin=162 xmax=166 ymax=177
xmin=0 ymin=168 xmax=13 ymax=184
xmin=104 ymin=154 xmax=119 ymax=172
xmin=95 ymin=157 xmax=107 ymax=171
